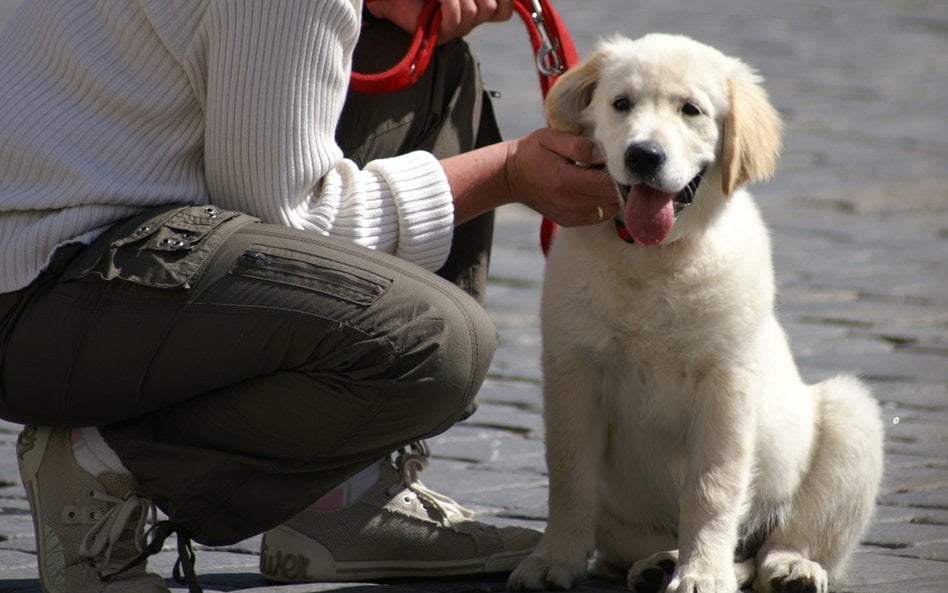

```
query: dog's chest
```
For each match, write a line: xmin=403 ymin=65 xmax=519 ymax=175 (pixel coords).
xmin=570 ymin=261 xmax=720 ymax=364
xmin=543 ymin=232 xmax=743 ymax=429
xmin=560 ymin=280 xmax=706 ymax=434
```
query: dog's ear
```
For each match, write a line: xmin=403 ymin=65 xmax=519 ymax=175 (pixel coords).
xmin=544 ymin=51 xmax=607 ymax=134
xmin=722 ymin=74 xmax=783 ymax=195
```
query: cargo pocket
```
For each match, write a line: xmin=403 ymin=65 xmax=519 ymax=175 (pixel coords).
xmin=63 ymin=205 xmax=259 ymax=289
xmin=229 ymin=244 xmax=391 ymax=306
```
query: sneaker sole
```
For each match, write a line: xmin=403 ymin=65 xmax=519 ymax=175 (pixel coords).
xmin=16 ymin=427 xmax=66 ymax=593
xmin=260 ymin=525 xmax=532 ymax=582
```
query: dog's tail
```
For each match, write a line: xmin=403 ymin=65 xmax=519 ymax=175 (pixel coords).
xmin=804 ymin=375 xmax=885 ymax=579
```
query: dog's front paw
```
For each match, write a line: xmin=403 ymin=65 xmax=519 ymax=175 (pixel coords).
xmin=508 ymin=550 xmax=589 ymax=591
xmin=627 ymin=550 xmax=678 ymax=593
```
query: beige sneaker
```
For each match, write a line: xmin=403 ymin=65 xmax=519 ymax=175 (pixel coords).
xmin=17 ymin=426 xmax=169 ymax=593
xmin=260 ymin=443 xmax=541 ymax=582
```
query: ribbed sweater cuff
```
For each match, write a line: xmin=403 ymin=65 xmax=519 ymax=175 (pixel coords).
xmin=367 ymin=151 xmax=454 ymax=271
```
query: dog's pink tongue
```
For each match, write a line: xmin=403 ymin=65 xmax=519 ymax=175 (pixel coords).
xmin=625 ymin=185 xmax=676 ymax=245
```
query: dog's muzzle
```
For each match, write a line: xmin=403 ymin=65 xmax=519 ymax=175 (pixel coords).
xmin=613 ymin=170 xmax=705 ymax=245
xmin=616 ymin=169 xmax=705 ymax=218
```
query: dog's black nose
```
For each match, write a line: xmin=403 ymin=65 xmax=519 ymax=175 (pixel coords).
xmin=624 ymin=141 xmax=666 ymax=179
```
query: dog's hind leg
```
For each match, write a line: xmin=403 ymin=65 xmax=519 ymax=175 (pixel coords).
xmin=627 ymin=550 xmax=678 ymax=593
xmin=754 ymin=376 xmax=884 ymax=593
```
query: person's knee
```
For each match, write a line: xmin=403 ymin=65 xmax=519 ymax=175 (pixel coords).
xmin=392 ymin=280 xmax=497 ymax=436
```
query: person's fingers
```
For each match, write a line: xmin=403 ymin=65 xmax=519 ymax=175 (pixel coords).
xmin=536 ymin=128 xmax=606 ymax=167
xmin=438 ymin=0 xmax=509 ymax=42
xmin=439 ymin=0 xmax=474 ymax=38
xmin=488 ymin=0 xmax=514 ymax=22
xmin=533 ymin=161 xmax=619 ymax=227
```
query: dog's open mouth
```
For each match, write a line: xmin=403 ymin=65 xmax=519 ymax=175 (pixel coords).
xmin=616 ymin=170 xmax=704 ymax=245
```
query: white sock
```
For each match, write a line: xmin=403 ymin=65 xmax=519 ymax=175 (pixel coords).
xmin=71 ymin=427 xmax=132 ymax=476
xmin=310 ymin=460 xmax=382 ymax=511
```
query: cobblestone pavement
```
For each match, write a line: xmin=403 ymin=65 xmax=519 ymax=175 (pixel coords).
xmin=1 ymin=0 xmax=946 ymax=592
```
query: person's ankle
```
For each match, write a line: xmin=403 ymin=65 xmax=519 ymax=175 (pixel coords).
xmin=309 ymin=460 xmax=382 ymax=512
xmin=71 ymin=426 xmax=131 ymax=476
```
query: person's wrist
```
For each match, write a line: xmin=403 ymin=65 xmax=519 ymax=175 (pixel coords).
xmin=502 ymin=138 xmax=523 ymax=207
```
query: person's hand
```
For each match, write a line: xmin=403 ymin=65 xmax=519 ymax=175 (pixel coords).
xmin=505 ymin=128 xmax=620 ymax=227
xmin=366 ymin=0 xmax=514 ymax=45
xmin=441 ymin=128 xmax=618 ymax=227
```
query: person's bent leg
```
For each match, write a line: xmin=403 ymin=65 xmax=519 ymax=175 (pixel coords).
xmin=102 ymin=222 xmax=498 ymax=544
xmin=2 ymin=215 xmax=496 ymax=546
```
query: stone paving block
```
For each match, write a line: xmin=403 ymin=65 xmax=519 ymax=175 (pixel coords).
xmin=883 ymin=441 xmax=948 ymax=466
xmin=484 ymin=287 xmax=545 ymax=322
xmin=878 ymin=385 xmax=948 ymax=416
xmin=793 ymin=298 xmax=948 ymax=334
xmin=429 ymin=432 xmax=546 ymax=473
xmin=456 ymin=487 xmax=549 ymax=522
xmin=881 ymin=487 xmax=948 ymax=512
xmin=416 ymin=461 xmax=547 ymax=506
xmin=863 ymin=521 xmax=948 ymax=551
xmin=881 ymin=463 xmax=948 ymax=499
xmin=837 ymin=550 xmax=948 ymax=593
xmin=886 ymin=540 xmax=948 ymax=563
xmin=905 ymin=508 xmax=948 ymax=529
xmin=483 ymin=358 xmax=542 ymax=387
xmin=457 ymin=403 xmax=543 ymax=440
xmin=487 ymin=319 xmax=542 ymax=352
xmin=475 ymin=378 xmax=542 ymax=410
xmin=0 ymin=550 xmax=35 ymax=571
xmin=483 ymin=246 xmax=545 ymax=288
xmin=885 ymin=413 xmax=948 ymax=441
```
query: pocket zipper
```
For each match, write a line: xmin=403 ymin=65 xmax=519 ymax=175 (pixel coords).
xmin=237 ymin=249 xmax=385 ymax=299
xmin=241 ymin=250 xmax=272 ymax=266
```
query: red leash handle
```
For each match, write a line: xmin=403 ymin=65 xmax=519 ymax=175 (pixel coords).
xmin=351 ymin=0 xmax=576 ymax=96
xmin=350 ymin=0 xmax=442 ymax=93
xmin=351 ymin=0 xmax=576 ymax=255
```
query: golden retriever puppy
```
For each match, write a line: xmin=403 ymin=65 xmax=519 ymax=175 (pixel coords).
xmin=507 ymin=34 xmax=884 ymax=593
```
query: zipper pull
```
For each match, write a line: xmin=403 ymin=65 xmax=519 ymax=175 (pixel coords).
xmin=242 ymin=250 xmax=272 ymax=266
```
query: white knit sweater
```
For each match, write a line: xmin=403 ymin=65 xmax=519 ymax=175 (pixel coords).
xmin=0 ymin=0 xmax=455 ymax=293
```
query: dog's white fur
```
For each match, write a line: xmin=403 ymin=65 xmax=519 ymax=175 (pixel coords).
xmin=507 ymin=34 xmax=884 ymax=593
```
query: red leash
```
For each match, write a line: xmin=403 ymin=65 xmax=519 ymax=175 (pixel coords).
xmin=351 ymin=0 xmax=576 ymax=254
xmin=351 ymin=0 xmax=442 ymax=93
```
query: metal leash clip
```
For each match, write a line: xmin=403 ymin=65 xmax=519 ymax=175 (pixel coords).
xmin=530 ymin=0 xmax=566 ymax=76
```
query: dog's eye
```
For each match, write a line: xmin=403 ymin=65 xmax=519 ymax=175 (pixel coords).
xmin=612 ymin=97 xmax=632 ymax=112
xmin=682 ymin=102 xmax=702 ymax=116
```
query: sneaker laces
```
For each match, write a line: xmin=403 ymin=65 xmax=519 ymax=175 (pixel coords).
xmin=392 ymin=441 xmax=475 ymax=529
xmin=78 ymin=490 xmax=156 ymax=573
xmin=80 ymin=490 xmax=203 ymax=593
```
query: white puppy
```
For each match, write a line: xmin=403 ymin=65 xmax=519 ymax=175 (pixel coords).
xmin=508 ymin=34 xmax=884 ymax=593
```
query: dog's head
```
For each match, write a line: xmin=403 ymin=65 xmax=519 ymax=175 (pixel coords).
xmin=545 ymin=33 xmax=782 ymax=245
